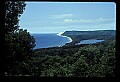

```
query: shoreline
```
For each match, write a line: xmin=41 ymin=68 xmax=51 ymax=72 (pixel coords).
xmin=57 ymin=31 xmax=73 ymax=43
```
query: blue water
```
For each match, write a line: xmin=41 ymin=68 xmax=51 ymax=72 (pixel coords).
xmin=31 ymin=33 xmax=71 ymax=49
xmin=77 ymin=39 xmax=104 ymax=45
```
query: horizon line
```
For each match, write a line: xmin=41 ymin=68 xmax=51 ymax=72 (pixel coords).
xmin=30 ymin=29 xmax=116 ymax=34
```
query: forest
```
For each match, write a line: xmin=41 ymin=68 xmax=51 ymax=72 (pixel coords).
xmin=32 ymin=39 xmax=115 ymax=77
xmin=4 ymin=1 xmax=116 ymax=77
xmin=62 ymin=30 xmax=116 ymax=46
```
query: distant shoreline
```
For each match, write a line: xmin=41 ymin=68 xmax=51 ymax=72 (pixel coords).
xmin=57 ymin=31 xmax=73 ymax=43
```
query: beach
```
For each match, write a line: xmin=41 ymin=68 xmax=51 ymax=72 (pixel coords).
xmin=57 ymin=31 xmax=73 ymax=43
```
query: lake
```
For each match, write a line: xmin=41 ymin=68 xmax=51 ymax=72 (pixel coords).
xmin=31 ymin=33 xmax=72 ymax=49
xmin=77 ymin=39 xmax=104 ymax=45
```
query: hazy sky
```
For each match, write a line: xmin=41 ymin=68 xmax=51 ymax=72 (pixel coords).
xmin=19 ymin=2 xmax=116 ymax=33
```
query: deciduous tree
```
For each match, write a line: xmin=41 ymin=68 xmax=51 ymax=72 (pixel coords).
xmin=5 ymin=1 xmax=36 ymax=75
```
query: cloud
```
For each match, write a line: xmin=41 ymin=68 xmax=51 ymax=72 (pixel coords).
xmin=63 ymin=18 xmax=114 ymax=24
xmin=64 ymin=19 xmax=94 ymax=23
xmin=49 ymin=14 xmax=74 ymax=19
xmin=96 ymin=17 xmax=113 ymax=22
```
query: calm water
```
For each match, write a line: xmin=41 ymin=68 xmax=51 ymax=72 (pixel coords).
xmin=77 ymin=39 xmax=104 ymax=45
xmin=31 ymin=33 xmax=71 ymax=49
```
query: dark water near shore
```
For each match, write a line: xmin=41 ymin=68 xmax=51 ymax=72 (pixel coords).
xmin=31 ymin=33 xmax=71 ymax=49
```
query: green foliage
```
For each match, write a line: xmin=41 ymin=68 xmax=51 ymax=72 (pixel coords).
xmin=72 ymin=57 xmax=88 ymax=77
xmin=5 ymin=29 xmax=36 ymax=75
xmin=5 ymin=1 xmax=36 ymax=76
xmin=74 ymin=45 xmax=101 ymax=65
xmin=13 ymin=29 xmax=36 ymax=61
xmin=31 ymin=40 xmax=115 ymax=77
xmin=5 ymin=1 xmax=26 ymax=34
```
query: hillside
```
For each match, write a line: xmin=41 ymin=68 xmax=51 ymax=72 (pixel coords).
xmin=62 ymin=30 xmax=116 ymax=46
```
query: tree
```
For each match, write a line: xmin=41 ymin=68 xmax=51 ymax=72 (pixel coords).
xmin=100 ymin=40 xmax=115 ymax=77
xmin=72 ymin=57 xmax=88 ymax=77
xmin=5 ymin=1 xmax=36 ymax=75
xmin=5 ymin=1 xmax=26 ymax=34
xmin=12 ymin=29 xmax=36 ymax=61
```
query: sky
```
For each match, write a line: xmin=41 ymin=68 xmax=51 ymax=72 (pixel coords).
xmin=19 ymin=2 xmax=116 ymax=34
